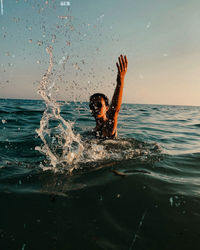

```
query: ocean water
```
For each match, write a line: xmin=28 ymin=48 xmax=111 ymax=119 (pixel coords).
xmin=1 ymin=98 xmax=200 ymax=250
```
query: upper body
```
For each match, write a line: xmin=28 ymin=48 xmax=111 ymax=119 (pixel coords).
xmin=89 ymin=55 xmax=128 ymax=139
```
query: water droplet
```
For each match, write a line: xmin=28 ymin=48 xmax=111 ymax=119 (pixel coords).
xmin=21 ymin=243 xmax=26 ymax=250
xmin=52 ymin=34 xmax=56 ymax=40
xmin=66 ymin=41 xmax=70 ymax=46
xmin=37 ymin=40 xmax=43 ymax=46
xmin=169 ymin=197 xmax=173 ymax=206
xmin=60 ymin=1 xmax=70 ymax=6
xmin=58 ymin=15 xmax=67 ymax=20
xmin=146 ymin=22 xmax=151 ymax=29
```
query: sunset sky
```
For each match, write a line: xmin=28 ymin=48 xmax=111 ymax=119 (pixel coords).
xmin=1 ymin=0 xmax=200 ymax=105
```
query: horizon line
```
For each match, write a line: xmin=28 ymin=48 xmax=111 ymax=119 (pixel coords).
xmin=0 ymin=97 xmax=200 ymax=107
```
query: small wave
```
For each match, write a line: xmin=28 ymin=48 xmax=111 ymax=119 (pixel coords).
xmin=193 ymin=124 xmax=200 ymax=127
xmin=138 ymin=109 xmax=147 ymax=112
xmin=0 ymin=110 xmax=43 ymax=115
xmin=0 ymin=111 xmax=11 ymax=114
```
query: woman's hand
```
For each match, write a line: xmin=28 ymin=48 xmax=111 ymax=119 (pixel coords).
xmin=116 ymin=55 xmax=128 ymax=80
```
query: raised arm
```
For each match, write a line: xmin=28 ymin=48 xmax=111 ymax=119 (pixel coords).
xmin=108 ymin=55 xmax=128 ymax=132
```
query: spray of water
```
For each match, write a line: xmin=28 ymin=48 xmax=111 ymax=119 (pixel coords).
xmin=35 ymin=46 xmax=84 ymax=173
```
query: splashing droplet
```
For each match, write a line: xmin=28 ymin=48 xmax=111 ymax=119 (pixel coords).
xmin=37 ymin=41 xmax=43 ymax=46
xmin=60 ymin=1 xmax=70 ymax=6
xmin=146 ymin=22 xmax=151 ymax=29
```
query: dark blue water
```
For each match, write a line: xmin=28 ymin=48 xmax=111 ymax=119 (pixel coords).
xmin=1 ymin=98 xmax=200 ymax=250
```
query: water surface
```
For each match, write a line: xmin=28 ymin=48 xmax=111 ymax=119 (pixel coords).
xmin=1 ymin=98 xmax=200 ymax=250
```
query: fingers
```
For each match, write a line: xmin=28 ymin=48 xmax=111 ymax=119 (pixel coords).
xmin=117 ymin=56 xmax=123 ymax=72
xmin=124 ymin=55 xmax=128 ymax=68
xmin=121 ymin=55 xmax=126 ymax=69
xmin=116 ymin=62 xmax=120 ymax=73
xmin=117 ymin=55 xmax=128 ymax=72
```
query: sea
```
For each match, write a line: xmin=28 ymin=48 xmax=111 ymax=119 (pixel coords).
xmin=1 ymin=98 xmax=200 ymax=250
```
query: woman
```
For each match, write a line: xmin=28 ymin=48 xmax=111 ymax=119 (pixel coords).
xmin=89 ymin=55 xmax=128 ymax=139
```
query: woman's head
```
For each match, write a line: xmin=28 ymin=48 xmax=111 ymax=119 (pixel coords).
xmin=89 ymin=93 xmax=109 ymax=118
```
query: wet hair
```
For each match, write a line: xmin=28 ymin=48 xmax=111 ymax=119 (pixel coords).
xmin=89 ymin=93 xmax=109 ymax=107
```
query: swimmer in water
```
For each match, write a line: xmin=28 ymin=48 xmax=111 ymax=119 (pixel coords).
xmin=89 ymin=55 xmax=128 ymax=139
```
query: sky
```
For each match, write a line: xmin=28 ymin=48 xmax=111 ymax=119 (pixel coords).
xmin=0 ymin=0 xmax=200 ymax=106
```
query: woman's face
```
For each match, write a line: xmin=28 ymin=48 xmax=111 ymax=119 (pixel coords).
xmin=89 ymin=97 xmax=108 ymax=118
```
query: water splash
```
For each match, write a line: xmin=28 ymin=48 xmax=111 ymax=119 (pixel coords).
xmin=35 ymin=46 xmax=84 ymax=173
xmin=80 ymin=137 xmax=161 ymax=168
